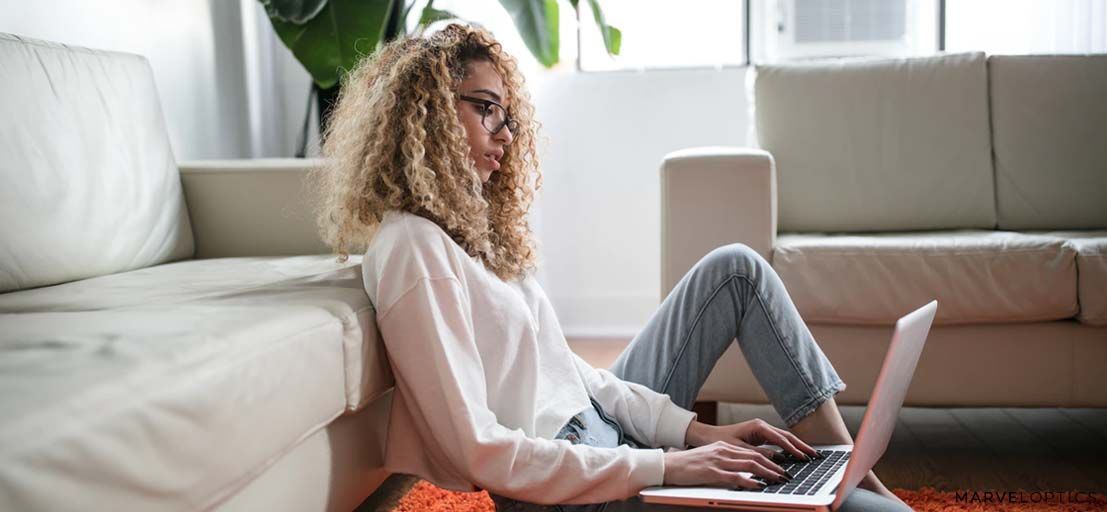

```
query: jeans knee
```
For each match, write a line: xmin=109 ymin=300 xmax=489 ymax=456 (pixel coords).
xmin=700 ymin=243 xmax=768 ymax=276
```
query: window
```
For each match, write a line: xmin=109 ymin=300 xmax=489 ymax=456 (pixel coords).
xmin=577 ymin=0 xmax=747 ymax=71
xmin=750 ymin=0 xmax=940 ymax=62
xmin=568 ymin=0 xmax=1105 ymax=72
xmin=944 ymin=0 xmax=1107 ymax=54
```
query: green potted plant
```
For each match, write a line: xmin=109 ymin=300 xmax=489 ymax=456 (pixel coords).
xmin=259 ymin=0 xmax=621 ymax=155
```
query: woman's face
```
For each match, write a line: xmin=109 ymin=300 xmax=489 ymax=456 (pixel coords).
xmin=456 ymin=59 xmax=514 ymax=183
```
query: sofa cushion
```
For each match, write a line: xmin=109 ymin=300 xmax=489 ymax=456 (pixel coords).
xmin=772 ymin=231 xmax=1077 ymax=325
xmin=0 ymin=256 xmax=388 ymax=510
xmin=1038 ymin=231 xmax=1107 ymax=326
xmin=990 ymin=55 xmax=1107 ymax=230
xmin=754 ymin=52 xmax=996 ymax=233
xmin=0 ymin=33 xmax=194 ymax=293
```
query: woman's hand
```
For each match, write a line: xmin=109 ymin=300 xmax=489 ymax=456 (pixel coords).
xmin=662 ymin=441 xmax=792 ymax=489
xmin=685 ymin=419 xmax=820 ymax=462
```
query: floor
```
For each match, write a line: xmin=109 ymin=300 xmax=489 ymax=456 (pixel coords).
xmin=719 ymin=403 xmax=1107 ymax=493
xmin=356 ymin=404 xmax=1107 ymax=510
xmin=355 ymin=473 xmax=416 ymax=511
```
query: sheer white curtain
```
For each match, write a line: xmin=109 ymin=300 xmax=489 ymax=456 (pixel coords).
xmin=946 ymin=0 xmax=1107 ymax=54
xmin=236 ymin=0 xmax=317 ymax=157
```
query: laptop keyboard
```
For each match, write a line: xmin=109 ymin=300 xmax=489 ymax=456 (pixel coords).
xmin=747 ymin=449 xmax=850 ymax=496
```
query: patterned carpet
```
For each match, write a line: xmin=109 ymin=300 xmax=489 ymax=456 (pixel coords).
xmin=391 ymin=480 xmax=1107 ymax=511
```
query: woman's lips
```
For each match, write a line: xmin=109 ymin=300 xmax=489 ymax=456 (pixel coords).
xmin=484 ymin=154 xmax=501 ymax=170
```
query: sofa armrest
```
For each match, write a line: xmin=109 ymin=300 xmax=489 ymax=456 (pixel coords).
xmin=179 ymin=158 xmax=331 ymax=258
xmin=660 ymin=147 xmax=777 ymax=297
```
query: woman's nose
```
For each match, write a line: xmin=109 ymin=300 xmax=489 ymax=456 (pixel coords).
xmin=495 ymin=125 xmax=513 ymax=145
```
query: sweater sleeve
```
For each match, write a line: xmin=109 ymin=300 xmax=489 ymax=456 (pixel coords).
xmin=377 ymin=276 xmax=669 ymax=505
xmin=570 ymin=353 xmax=698 ymax=450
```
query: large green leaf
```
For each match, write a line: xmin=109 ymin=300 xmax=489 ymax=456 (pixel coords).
xmin=586 ymin=0 xmax=620 ymax=55
xmin=267 ymin=0 xmax=392 ymax=89
xmin=498 ymin=0 xmax=559 ymax=68
xmin=260 ymin=0 xmax=328 ymax=24
xmin=419 ymin=5 xmax=461 ymax=28
xmin=569 ymin=0 xmax=621 ymax=56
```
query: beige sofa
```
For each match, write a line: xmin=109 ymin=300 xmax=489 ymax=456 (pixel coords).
xmin=0 ymin=34 xmax=394 ymax=510
xmin=662 ymin=52 xmax=1107 ymax=410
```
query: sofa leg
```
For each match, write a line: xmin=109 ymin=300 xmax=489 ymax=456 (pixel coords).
xmin=692 ymin=401 xmax=717 ymax=425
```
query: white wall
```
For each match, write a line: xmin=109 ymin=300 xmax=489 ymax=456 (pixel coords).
xmin=530 ymin=68 xmax=751 ymax=337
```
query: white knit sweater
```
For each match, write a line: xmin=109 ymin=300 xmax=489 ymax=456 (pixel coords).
xmin=360 ymin=210 xmax=697 ymax=505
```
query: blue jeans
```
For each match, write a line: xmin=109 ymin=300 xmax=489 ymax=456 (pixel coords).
xmin=490 ymin=244 xmax=910 ymax=512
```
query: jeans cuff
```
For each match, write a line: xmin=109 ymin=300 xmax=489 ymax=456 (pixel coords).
xmin=781 ymin=379 xmax=846 ymax=428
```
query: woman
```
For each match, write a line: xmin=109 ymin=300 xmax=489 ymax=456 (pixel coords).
xmin=314 ymin=23 xmax=910 ymax=512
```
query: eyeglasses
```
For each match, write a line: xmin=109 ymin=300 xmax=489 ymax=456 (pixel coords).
xmin=458 ymin=95 xmax=518 ymax=135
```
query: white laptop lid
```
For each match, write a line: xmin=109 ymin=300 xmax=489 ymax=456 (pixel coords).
xmin=830 ymin=300 xmax=936 ymax=510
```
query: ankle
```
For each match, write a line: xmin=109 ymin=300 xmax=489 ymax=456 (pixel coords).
xmin=859 ymin=471 xmax=888 ymax=493
xmin=858 ymin=471 xmax=907 ymax=505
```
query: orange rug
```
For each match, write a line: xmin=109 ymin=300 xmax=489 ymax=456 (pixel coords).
xmin=394 ymin=480 xmax=1107 ymax=511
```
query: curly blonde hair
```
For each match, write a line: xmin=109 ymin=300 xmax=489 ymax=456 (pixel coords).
xmin=312 ymin=23 xmax=541 ymax=281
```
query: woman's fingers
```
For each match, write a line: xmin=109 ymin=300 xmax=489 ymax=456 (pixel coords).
xmin=721 ymin=445 xmax=791 ymax=481
xmin=750 ymin=424 xmax=802 ymax=459
xmin=732 ymin=439 xmax=789 ymax=465
xmin=720 ymin=471 xmax=770 ymax=490
xmin=760 ymin=425 xmax=818 ymax=459
xmin=776 ymin=428 xmax=820 ymax=457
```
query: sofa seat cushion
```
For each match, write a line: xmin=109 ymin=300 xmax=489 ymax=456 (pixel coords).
xmin=772 ymin=231 xmax=1077 ymax=325
xmin=0 ymin=255 xmax=387 ymax=510
xmin=1038 ymin=232 xmax=1107 ymax=326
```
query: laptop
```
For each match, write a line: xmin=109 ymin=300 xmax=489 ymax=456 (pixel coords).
xmin=640 ymin=300 xmax=937 ymax=511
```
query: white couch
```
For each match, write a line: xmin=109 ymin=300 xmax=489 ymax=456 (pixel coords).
xmin=662 ymin=52 xmax=1107 ymax=410
xmin=0 ymin=34 xmax=395 ymax=510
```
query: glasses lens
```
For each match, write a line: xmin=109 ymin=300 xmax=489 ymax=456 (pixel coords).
xmin=483 ymin=103 xmax=507 ymax=133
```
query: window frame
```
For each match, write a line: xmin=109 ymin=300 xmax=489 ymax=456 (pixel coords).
xmin=938 ymin=0 xmax=947 ymax=51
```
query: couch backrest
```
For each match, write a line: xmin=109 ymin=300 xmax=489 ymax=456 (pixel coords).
xmin=989 ymin=55 xmax=1107 ymax=230
xmin=754 ymin=52 xmax=997 ymax=233
xmin=0 ymin=34 xmax=194 ymax=293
